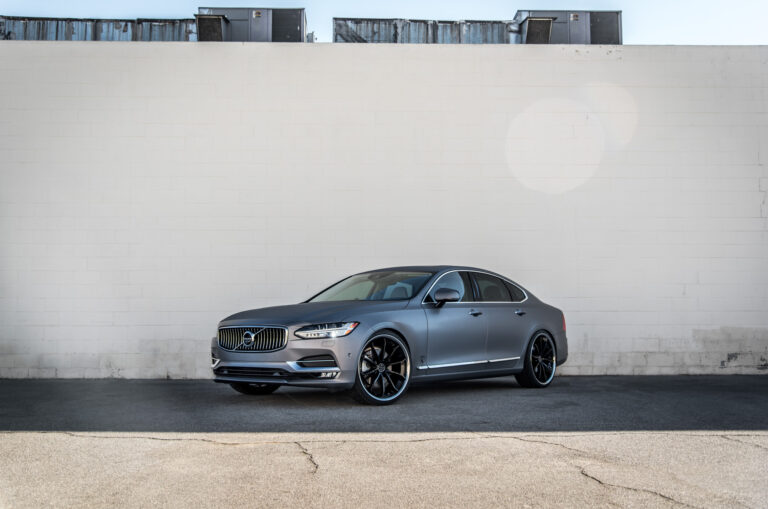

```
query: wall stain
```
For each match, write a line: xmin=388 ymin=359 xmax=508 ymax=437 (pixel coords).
xmin=693 ymin=327 xmax=768 ymax=372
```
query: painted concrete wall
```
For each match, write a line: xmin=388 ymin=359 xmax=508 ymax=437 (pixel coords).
xmin=0 ymin=42 xmax=766 ymax=378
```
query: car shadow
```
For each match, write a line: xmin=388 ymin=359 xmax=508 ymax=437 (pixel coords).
xmin=1 ymin=376 xmax=766 ymax=433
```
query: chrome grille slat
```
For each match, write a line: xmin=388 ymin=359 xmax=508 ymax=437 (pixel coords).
xmin=217 ymin=327 xmax=287 ymax=352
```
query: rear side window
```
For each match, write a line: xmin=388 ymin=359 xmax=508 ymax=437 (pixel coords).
xmin=425 ymin=271 xmax=473 ymax=303
xmin=473 ymin=273 xmax=512 ymax=302
xmin=504 ymin=281 xmax=527 ymax=302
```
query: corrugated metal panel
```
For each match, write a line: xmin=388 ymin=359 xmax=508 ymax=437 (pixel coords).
xmin=96 ymin=20 xmax=134 ymax=41
xmin=334 ymin=18 xmax=515 ymax=44
xmin=435 ymin=22 xmax=462 ymax=44
xmin=0 ymin=16 xmax=195 ymax=41
xmin=463 ymin=21 xmax=510 ymax=44
xmin=136 ymin=19 xmax=197 ymax=41
xmin=401 ymin=20 xmax=431 ymax=43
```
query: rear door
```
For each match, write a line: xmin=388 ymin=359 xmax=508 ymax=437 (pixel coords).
xmin=471 ymin=272 xmax=529 ymax=365
xmin=423 ymin=271 xmax=488 ymax=371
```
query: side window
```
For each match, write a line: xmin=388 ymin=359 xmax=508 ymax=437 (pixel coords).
xmin=504 ymin=281 xmax=526 ymax=302
xmin=473 ymin=273 xmax=512 ymax=302
xmin=426 ymin=272 xmax=471 ymax=303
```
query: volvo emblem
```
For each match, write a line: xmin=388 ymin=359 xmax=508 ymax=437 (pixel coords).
xmin=242 ymin=330 xmax=256 ymax=347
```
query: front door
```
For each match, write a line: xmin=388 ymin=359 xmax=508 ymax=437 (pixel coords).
xmin=423 ymin=271 xmax=487 ymax=371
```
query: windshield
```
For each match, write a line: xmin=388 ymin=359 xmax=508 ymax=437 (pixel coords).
xmin=308 ymin=271 xmax=434 ymax=302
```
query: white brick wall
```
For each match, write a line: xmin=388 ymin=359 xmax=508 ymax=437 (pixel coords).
xmin=0 ymin=42 xmax=766 ymax=378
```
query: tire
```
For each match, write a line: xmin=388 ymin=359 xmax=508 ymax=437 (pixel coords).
xmin=229 ymin=382 xmax=280 ymax=395
xmin=515 ymin=331 xmax=557 ymax=388
xmin=352 ymin=331 xmax=411 ymax=405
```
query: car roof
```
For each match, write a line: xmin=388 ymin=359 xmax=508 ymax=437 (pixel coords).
xmin=361 ymin=265 xmax=490 ymax=274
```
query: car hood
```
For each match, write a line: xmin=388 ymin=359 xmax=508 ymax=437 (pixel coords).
xmin=219 ymin=300 xmax=410 ymax=327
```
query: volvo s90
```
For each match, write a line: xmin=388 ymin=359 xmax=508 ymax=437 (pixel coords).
xmin=211 ymin=266 xmax=567 ymax=405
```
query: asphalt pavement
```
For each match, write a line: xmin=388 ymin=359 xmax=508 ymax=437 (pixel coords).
xmin=1 ymin=375 xmax=766 ymax=432
xmin=1 ymin=376 xmax=766 ymax=508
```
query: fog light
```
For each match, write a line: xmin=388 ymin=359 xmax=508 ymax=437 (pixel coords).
xmin=318 ymin=372 xmax=338 ymax=379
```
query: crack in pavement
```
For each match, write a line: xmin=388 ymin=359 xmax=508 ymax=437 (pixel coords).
xmin=579 ymin=465 xmax=701 ymax=509
xmin=478 ymin=433 xmax=593 ymax=456
xmin=719 ymin=435 xmax=768 ymax=452
xmin=295 ymin=442 xmax=319 ymax=474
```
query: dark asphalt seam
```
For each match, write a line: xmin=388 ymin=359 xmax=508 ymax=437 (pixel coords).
xmin=295 ymin=442 xmax=319 ymax=474
xmin=579 ymin=465 xmax=700 ymax=509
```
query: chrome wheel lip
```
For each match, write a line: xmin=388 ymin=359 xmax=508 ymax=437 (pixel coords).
xmin=357 ymin=333 xmax=411 ymax=402
xmin=531 ymin=333 xmax=556 ymax=385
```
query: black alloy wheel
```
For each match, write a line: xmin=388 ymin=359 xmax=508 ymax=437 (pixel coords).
xmin=353 ymin=332 xmax=411 ymax=405
xmin=515 ymin=332 xmax=557 ymax=388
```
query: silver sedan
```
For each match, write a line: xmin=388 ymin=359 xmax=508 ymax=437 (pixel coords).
xmin=211 ymin=266 xmax=568 ymax=405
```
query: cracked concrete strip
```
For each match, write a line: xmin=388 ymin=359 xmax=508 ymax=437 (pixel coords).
xmin=1 ymin=431 xmax=766 ymax=508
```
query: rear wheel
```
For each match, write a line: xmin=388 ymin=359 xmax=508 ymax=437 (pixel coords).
xmin=353 ymin=332 xmax=411 ymax=405
xmin=515 ymin=331 xmax=556 ymax=388
xmin=229 ymin=382 xmax=280 ymax=395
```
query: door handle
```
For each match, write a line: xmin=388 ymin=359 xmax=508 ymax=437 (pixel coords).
xmin=469 ymin=310 xmax=483 ymax=317
xmin=515 ymin=309 xmax=526 ymax=316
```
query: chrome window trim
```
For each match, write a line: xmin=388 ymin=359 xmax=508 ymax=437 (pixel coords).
xmin=421 ymin=269 xmax=529 ymax=305
xmin=417 ymin=356 xmax=520 ymax=370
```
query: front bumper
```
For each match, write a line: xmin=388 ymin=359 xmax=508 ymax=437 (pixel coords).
xmin=211 ymin=331 xmax=360 ymax=389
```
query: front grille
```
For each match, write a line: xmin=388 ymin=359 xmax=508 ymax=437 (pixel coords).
xmin=218 ymin=327 xmax=287 ymax=352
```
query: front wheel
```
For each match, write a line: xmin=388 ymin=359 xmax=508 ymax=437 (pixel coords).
xmin=515 ymin=331 xmax=557 ymax=388
xmin=353 ymin=332 xmax=411 ymax=405
xmin=229 ymin=382 xmax=280 ymax=395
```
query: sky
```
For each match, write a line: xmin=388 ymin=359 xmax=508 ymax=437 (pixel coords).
xmin=3 ymin=0 xmax=768 ymax=44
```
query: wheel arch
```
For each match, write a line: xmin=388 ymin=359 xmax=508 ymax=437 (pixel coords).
xmin=368 ymin=327 xmax=411 ymax=352
xmin=357 ymin=318 xmax=424 ymax=365
xmin=526 ymin=328 xmax=558 ymax=357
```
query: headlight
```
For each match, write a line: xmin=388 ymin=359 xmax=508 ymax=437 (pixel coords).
xmin=294 ymin=322 xmax=359 ymax=339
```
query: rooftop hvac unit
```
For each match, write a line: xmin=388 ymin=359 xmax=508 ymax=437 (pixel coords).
xmin=515 ymin=10 xmax=621 ymax=44
xmin=197 ymin=7 xmax=305 ymax=42
xmin=525 ymin=18 xmax=552 ymax=43
xmin=195 ymin=14 xmax=228 ymax=41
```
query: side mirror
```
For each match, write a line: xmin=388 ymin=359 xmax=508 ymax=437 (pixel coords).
xmin=434 ymin=288 xmax=460 ymax=307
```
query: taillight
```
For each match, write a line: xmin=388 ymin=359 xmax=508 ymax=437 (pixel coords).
xmin=562 ymin=313 xmax=566 ymax=331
